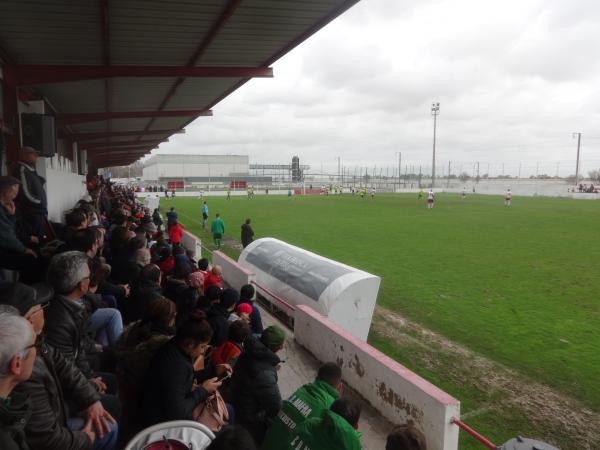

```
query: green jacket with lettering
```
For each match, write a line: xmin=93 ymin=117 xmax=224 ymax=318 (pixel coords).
xmin=262 ymin=380 xmax=339 ymax=450
xmin=286 ymin=409 xmax=362 ymax=450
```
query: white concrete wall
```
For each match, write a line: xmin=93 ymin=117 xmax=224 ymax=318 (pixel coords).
xmin=181 ymin=230 xmax=202 ymax=260
xmin=294 ymin=305 xmax=460 ymax=450
xmin=212 ymin=250 xmax=255 ymax=292
xmin=45 ymin=167 xmax=87 ymax=222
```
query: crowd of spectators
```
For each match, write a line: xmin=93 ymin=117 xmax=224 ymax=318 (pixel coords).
xmin=0 ymin=147 xmax=425 ymax=450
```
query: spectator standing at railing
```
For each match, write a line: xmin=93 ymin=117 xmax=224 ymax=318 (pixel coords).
xmin=168 ymin=220 xmax=184 ymax=247
xmin=11 ymin=146 xmax=47 ymax=242
xmin=166 ymin=207 xmax=177 ymax=230
xmin=262 ymin=362 xmax=343 ymax=450
xmin=285 ymin=398 xmax=362 ymax=450
xmin=211 ymin=213 xmax=225 ymax=249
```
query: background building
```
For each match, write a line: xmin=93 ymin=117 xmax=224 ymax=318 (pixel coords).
xmin=143 ymin=154 xmax=251 ymax=187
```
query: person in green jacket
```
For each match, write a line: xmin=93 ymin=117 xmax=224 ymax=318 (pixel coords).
xmin=211 ymin=213 xmax=225 ymax=249
xmin=262 ymin=362 xmax=342 ymax=450
xmin=286 ymin=398 xmax=362 ymax=450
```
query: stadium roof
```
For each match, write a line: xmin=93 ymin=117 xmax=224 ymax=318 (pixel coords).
xmin=0 ymin=0 xmax=359 ymax=168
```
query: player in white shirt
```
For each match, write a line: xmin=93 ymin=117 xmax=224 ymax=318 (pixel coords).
xmin=462 ymin=187 xmax=466 ymax=199
xmin=370 ymin=187 xmax=375 ymax=199
xmin=505 ymin=188 xmax=512 ymax=207
xmin=427 ymin=189 xmax=435 ymax=209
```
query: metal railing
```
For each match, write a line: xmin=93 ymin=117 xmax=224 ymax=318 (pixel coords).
xmin=451 ymin=418 xmax=497 ymax=449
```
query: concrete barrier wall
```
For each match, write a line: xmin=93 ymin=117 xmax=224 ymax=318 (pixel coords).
xmin=181 ymin=230 xmax=202 ymax=259
xmin=212 ymin=250 xmax=255 ymax=292
xmin=294 ymin=305 xmax=460 ymax=450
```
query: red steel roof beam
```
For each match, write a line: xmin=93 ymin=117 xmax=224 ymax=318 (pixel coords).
xmin=64 ymin=129 xmax=182 ymax=141
xmin=139 ymin=0 xmax=243 ymax=139
xmin=57 ymin=109 xmax=211 ymax=125
xmin=86 ymin=146 xmax=155 ymax=153
xmin=8 ymin=65 xmax=273 ymax=85
xmin=82 ymin=139 xmax=166 ymax=149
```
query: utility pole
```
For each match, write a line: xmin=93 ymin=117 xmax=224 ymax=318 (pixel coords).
xmin=573 ymin=132 xmax=582 ymax=186
xmin=447 ymin=161 xmax=451 ymax=187
xmin=397 ymin=152 xmax=402 ymax=192
xmin=476 ymin=161 xmax=480 ymax=181
xmin=536 ymin=162 xmax=539 ymax=177
xmin=518 ymin=163 xmax=521 ymax=179
xmin=556 ymin=162 xmax=560 ymax=177
xmin=431 ymin=102 xmax=440 ymax=188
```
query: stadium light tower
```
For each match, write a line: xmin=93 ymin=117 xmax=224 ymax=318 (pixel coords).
xmin=431 ymin=102 xmax=440 ymax=188
xmin=573 ymin=132 xmax=582 ymax=186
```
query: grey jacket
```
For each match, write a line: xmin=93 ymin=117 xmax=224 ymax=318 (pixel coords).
xmin=0 ymin=203 xmax=26 ymax=253
xmin=13 ymin=342 xmax=100 ymax=450
xmin=0 ymin=390 xmax=31 ymax=450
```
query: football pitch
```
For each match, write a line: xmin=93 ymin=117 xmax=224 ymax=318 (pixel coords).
xmin=162 ymin=192 xmax=600 ymax=447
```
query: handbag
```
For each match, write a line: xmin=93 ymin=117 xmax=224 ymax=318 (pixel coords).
xmin=192 ymin=390 xmax=229 ymax=433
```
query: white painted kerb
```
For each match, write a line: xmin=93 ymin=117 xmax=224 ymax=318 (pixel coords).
xmin=294 ymin=305 xmax=460 ymax=450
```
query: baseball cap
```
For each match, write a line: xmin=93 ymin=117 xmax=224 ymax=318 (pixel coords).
xmin=0 ymin=282 xmax=54 ymax=316
xmin=20 ymin=146 xmax=40 ymax=154
xmin=0 ymin=176 xmax=21 ymax=190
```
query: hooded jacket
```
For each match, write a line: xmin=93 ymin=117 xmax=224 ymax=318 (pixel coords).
xmin=240 ymin=223 xmax=254 ymax=248
xmin=13 ymin=162 xmax=47 ymax=213
xmin=262 ymin=380 xmax=339 ymax=450
xmin=231 ymin=336 xmax=281 ymax=428
xmin=286 ymin=409 xmax=362 ymax=450
xmin=13 ymin=342 xmax=100 ymax=450
xmin=0 ymin=391 xmax=31 ymax=450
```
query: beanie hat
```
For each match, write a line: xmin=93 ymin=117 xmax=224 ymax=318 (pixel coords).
xmin=261 ymin=325 xmax=286 ymax=351
xmin=188 ymin=271 xmax=204 ymax=288
xmin=206 ymin=285 xmax=222 ymax=302
xmin=220 ymin=288 xmax=239 ymax=309
xmin=236 ymin=303 xmax=252 ymax=315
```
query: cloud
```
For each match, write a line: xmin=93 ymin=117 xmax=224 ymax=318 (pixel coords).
xmin=152 ymin=0 xmax=600 ymax=176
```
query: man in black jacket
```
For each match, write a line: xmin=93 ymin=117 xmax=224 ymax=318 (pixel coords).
xmin=0 ymin=309 xmax=36 ymax=450
xmin=231 ymin=325 xmax=286 ymax=445
xmin=1 ymin=282 xmax=117 ymax=450
xmin=240 ymin=218 xmax=254 ymax=248
xmin=128 ymin=263 xmax=163 ymax=323
xmin=11 ymin=146 xmax=47 ymax=241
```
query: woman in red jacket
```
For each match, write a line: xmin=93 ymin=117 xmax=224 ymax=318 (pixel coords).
xmin=169 ymin=220 xmax=184 ymax=246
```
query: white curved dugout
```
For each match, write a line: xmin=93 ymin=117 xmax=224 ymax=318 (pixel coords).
xmin=238 ymin=238 xmax=381 ymax=340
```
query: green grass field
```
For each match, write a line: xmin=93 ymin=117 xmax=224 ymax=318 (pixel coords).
xmin=162 ymin=192 xmax=600 ymax=448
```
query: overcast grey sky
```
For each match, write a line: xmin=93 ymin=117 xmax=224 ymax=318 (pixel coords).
xmin=152 ymin=0 xmax=600 ymax=177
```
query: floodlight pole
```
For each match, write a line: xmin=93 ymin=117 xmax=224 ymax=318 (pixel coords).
xmin=573 ymin=132 xmax=582 ymax=186
xmin=396 ymin=152 xmax=402 ymax=192
xmin=431 ymin=102 xmax=440 ymax=188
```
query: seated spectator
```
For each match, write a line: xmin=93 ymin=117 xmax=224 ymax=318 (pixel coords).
xmin=115 ymin=297 xmax=176 ymax=438
xmin=231 ymin=325 xmax=286 ymax=444
xmin=213 ymin=320 xmax=251 ymax=367
xmin=228 ymin=303 xmax=252 ymax=324
xmin=1 ymin=282 xmax=118 ymax=450
xmin=205 ymin=265 xmax=224 ymax=289
xmin=205 ymin=425 xmax=257 ymax=450
xmin=287 ymin=398 xmax=362 ymax=450
xmin=208 ymin=289 xmax=238 ymax=347
xmin=168 ymin=219 xmax=184 ymax=246
xmin=44 ymin=251 xmax=120 ymax=401
xmin=142 ymin=316 xmax=226 ymax=426
xmin=156 ymin=245 xmax=175 ymax=276
xmin=189 ymin=271 xmax=205 ymax=296
xmin=0 ymin=309 xmax=37 ymax=450
xmin=0 ymin=176 xmax=38 ymax=275
xmin=238 ymin=284 xmax=263 ymax=335
xmin=262 ymin=362 xmax=343 ymax=450
xmin=386 ymin=424 xmax=427 ymax=450
xmin=197 ymin=257 xmax=210 ymax=279
xmin=63 ymin=208 xmax=89 ymax=242
xmin=128 ymin=264 xmax=163 ymax=323
xmin=164 ymin=261 xmax=199 ymax=328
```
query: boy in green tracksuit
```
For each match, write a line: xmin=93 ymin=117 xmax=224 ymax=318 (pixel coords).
xmin=211 ymin=213 xmax=225 ymax=249
xmin=262 ymin=363 xmax=342 ymax=450
xmin=286 ymin=398 xmax=362 ymax=450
